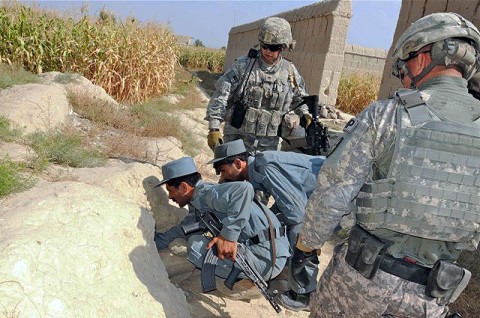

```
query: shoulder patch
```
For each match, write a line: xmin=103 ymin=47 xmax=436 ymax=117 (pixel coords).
xmin=343 ymin=118 xmax=358 ymax=134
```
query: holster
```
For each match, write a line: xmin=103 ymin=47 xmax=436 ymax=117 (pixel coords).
xmin=426 ymin=260 xmax=471 ymax=305
xmin=345 ymin=225 xmax=387 ymax=279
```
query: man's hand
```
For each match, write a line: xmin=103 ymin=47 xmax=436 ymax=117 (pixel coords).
xmin=207 ymin=129 xmax=223 ymax=150
xmin=207 ymin=235 xmax=238 ymax=261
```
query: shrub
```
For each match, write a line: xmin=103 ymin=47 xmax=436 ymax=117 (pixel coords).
xmin=0 ymin=157 xmax=35 ymax=197
xmin=27 ymin=129 xmax=107 ymax=168
xmin=0 ymin=63 xmax=40 ymax=89
xmin=336 ymin=73 xmax=381 ymax=115
xmin=0 ymin=115 xmax=23 ymax=141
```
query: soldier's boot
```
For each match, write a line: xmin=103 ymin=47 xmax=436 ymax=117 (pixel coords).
xmin=277 ymin=290 xmax=310 ymax=312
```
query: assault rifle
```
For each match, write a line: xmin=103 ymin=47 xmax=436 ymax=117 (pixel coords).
xmin=182 ymin=211 xmax=282 ymax=313
xmin=283 ymin=95 xmax=330 ymax=155
xmin=302 ymin=95 xmax=330 ymax=155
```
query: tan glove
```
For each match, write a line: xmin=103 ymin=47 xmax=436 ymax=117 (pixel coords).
xmin=207 ymin=129 xmax=223 ymax=150
xmin=303 ymin=113 xmax=313 ymax=128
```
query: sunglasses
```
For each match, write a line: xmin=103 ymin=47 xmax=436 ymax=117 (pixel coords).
xmin=260 ymin=43 xmax=283 ymax=52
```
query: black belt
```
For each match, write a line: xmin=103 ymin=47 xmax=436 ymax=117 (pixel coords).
xmin=248 ymin=226 xmax=286 ymax=245
xmin=379 ymin=254 xmax=431 ymax=285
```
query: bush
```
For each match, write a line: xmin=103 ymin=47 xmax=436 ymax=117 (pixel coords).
xmin=0 ymin=115 xmax=23 ymax=141
xmin=27 ymin=129 xmax=107 ymax=168
xmin=0 ymin=157 xmax=35 ymax=197
xmin=0 ymin=63 xmax=40 ymax=89
xmin=336 ymin=73 xmax=381 ymax=115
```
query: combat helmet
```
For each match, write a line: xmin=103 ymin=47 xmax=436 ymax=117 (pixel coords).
xmin=392 ymin=12 xmax=480 ymax=85
xmin=258 ymin=17 xmax=295 ymax=50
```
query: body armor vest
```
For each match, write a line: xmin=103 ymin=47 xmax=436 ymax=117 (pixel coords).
xmin=239 ymin=58 xmax=295 ymax=137
xmin=356 ymin=89 xmax=480 ymax=251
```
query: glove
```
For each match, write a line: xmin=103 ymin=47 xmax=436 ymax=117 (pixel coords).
xmin=300 ymin=113 xmax=313 ymax=128
xmin=284 ymin=113 xmax=301 ymax=129
xmin=207 ymin=129 xmax=223 ymax=150
xmin=296 ymin=240 xmax=315 ymax=253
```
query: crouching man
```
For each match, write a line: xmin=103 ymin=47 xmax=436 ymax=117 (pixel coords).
xmin=154 ymin=157 xmax=290 ymax=294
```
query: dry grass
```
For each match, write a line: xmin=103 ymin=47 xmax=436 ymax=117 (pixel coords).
xmin=336 ymin=73 xmax=381 ymax=115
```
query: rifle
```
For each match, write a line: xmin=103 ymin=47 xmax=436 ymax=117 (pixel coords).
xmin=302 ymin=95 xmax=330 ymax=155
xmin=182 ymin=211 xmax=282 ymax=313
xmin=282 ymin=95 xmax=330 ymax=155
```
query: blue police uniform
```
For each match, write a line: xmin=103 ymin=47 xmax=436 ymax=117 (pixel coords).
xmin=155 ymin=177 xmax=289 ymax=281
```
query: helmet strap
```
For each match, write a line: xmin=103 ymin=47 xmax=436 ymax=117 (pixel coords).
xmin=407 ymin=52 xmax=445 ymax=88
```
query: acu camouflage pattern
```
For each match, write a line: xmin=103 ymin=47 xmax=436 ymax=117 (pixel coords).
xmin=206 ymin=53 xmax=307 ymax=153
xmin=356 ymin=90 xmax=480 ymax=251
xmin=258 ymin=17 xmax=293 ymax=47
xmin=300 ymin=75 xmax=480 ymax=316
xmin=310 ymin=244 xmax=449 ymax=317
xmin=392 ymin=12 xmax=480 ymax=61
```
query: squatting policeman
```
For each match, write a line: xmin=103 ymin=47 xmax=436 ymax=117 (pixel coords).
xmin=154 ymin=157 xmax=289 ymax=291
xmin=209 ymin=139 xmax=324 ymax=311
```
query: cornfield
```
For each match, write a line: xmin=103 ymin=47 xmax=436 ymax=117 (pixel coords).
xmin=179 ymin=46 xmax=225 ymax=73
xmin=0 ymin=3 xmax=178 ymax=103
xmin=336 ymin=73 xmax=381 ymax=115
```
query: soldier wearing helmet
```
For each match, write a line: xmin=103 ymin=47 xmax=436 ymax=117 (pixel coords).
xmin=205 ymin=17 xmax=311 ymax=153
xmin=296 ymin=12 xmax=480 ymax=316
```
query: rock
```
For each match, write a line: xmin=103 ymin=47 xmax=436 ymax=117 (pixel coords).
xmin=0 ymin=83 xmax=71 ymax=133
xmin=40 ymin=72 xmax=119 ymax=108
xmin=0 ymin=179 xmax=191 ymax=317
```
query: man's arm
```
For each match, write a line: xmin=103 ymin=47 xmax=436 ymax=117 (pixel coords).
xmin=205 ymin=57 xmax=249 ymax=130
xmin=206 ymin=181 xmax=254 ymax=260
xmin=154 ymin=210 xmax=197 ymax=250
xmin=299 ymin=99 xmax=398 ymax=250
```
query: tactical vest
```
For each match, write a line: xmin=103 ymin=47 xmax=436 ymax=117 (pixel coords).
xmin=356 ymin=89 xmax=480 ymax=251
xmin=240 ymin=58 xmax=297 ymax=137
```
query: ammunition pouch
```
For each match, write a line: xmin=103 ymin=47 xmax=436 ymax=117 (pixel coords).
xmin=345 ymin=225 xmax=387 ymax=279
xmin=426 ymin=260 xmax=471 ymax=305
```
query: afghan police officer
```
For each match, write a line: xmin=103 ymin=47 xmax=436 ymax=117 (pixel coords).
xmin=297 ymin=12 xmax=480 ymax=317
xmin=154 ymin=157 xmax=289 ymax=292
xmin=209 ymin=139 xmax=324 ymax=311
xmin=205 ymin=17 xmax=311 ymax=153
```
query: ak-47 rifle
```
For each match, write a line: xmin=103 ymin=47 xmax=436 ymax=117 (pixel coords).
xmin=182 ymin=211 xmax=282 ymax=313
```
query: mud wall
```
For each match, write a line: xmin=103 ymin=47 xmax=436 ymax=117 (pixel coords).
xmin=379 ymin=0 xmax=480 ymax=98
xmin=224 ymin=0 xmax=352 ymax=106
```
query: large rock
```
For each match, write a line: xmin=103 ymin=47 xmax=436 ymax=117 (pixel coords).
xmin=40 ymin=72 xmax=119 ymax=108
xmin=0 ymin=83 xmax=71 ymax=134
xmin=0 ymin=177 xmax=191 ymax=317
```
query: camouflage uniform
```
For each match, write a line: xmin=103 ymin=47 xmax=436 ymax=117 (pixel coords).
xmin=206 ymin=54 xmax=307 ymax=153
xmin=206 ymin=17 xmax=308 ymax=153
xmin=300 ymin=75 xmax=480 ymax=317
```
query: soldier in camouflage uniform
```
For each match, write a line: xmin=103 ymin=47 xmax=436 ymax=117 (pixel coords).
xmin=206 ymin=17 xmax=311 ymax=153
xmin=297 ymin=13 xmax=480 ymax=317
